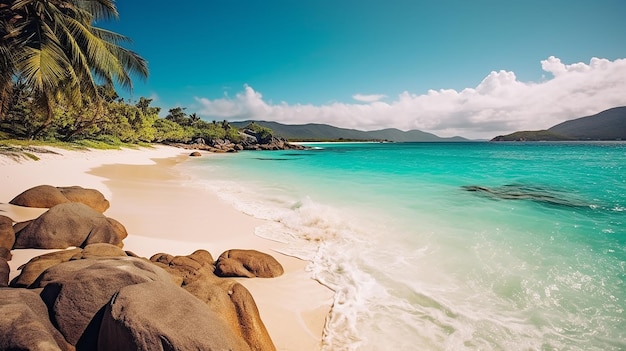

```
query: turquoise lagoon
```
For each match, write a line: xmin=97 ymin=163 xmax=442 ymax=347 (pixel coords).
xmin=183 ymin=142 xmax=625 ymax=351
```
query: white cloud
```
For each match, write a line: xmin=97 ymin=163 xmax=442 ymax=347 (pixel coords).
xmin=352 ymin=93 xmax=387 ymax=103
xmin=195 ymin=57 xmax=626 ymax=139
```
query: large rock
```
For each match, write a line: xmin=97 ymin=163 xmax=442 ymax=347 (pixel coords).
xmin=9 ymin=185 xmax=70 ymax=209
xmin=98 ymin=281 xmax=252 ymax=351
xmin=13 ymin=203 xmax=127 ymax=249
xmin=9 ymin=185 xmax=110 ymax=213
xmin=0 ymin=215 xmax=15 ymax=260
xmin=0 ymin=258 xmax=9 ymax=287
xmin=32 ymin=257 xmax=172 ymax=349
xmin=10 ymin=248 xmax=83 ymax=288
xmin=152 ymin=250 xmax=276 ymax=351
xmin=215 ymin=249 xmax=284 ymax=278
xmin=58 ymin=186 xmax=110 ymax=213
xmin=10 ymin=244 xmax=130 ymax=288
xmin=0 ymin=288 xmax=74 ymax=351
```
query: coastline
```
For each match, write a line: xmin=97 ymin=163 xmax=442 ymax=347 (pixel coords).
xmin=1 ymin=145 xmax=332 ymax=351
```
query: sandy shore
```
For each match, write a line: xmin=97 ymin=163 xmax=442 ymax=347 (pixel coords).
xmin=0 ymin=145 xmax=332 ymax=351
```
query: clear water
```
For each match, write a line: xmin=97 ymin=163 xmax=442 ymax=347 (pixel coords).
xmin=182 ymin=142 xmax=626 ymax=351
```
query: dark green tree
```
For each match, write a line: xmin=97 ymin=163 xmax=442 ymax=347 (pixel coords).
xmin=0 ymin=0 xmax=148 ymax=138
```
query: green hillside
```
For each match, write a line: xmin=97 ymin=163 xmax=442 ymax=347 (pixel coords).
xmin=492 ymin=106 xmax=626 ymax=141
xmin=230 ymin=121 xmax=467 ymax=142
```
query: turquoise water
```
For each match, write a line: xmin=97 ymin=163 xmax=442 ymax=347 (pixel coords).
xmin=183 ymin=142 xmax=626 ymax=351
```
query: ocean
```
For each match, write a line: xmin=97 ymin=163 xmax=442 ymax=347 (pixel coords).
xmin=182 ymin=142 xmax=625 ymax=351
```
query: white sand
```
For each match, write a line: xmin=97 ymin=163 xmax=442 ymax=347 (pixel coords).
xmin=1 ymin=145 xmax=332 ymax=351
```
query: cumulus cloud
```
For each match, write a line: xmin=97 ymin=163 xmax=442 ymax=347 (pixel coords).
xmin=195 ymin=57 xmax=626 ymax=139
xmin=352 ymin=93 xmax=387 ymax=103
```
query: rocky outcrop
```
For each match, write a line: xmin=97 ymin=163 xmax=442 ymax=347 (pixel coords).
xmin=10 ymin=243 xmax=130 ymax=288
xmin=13 ymin=203 xmax=127 ymax=249
xmin=32 ymin=257 xmax=173 ymax=349
xmin=58 ymin=186 xmax=110 ymax=213
xmin=0 ymin=258 xmax=9 ymax=287
xmin=0 ymin=215 xmax=14 ymax=260
xmin=3 ymin=184 xmax=284 ymax=351
xmin=98 ymin=281 xmax=252 ymax=351
xmin=0 ymin=288 xmax=74 ymax=351
xmin=151 ymin=250 xmax=277 ymax=351
xmin=215 ymin=249 xmax=284 ymax=278
xmin=9 ymin=185 xmax=110 ymax=213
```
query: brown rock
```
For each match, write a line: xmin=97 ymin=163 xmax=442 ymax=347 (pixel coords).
xmin=215 ymin=249 xmax=284 ymax=278
xmin=12 ymin=219 xmax=31 ymax=234
xmin=80 ymin=243 xmax=128 ymax=259
xmin=0 ymin=258 xmax=9 ymax=287
xmin=98 ymin=281 xmax=252 ymax=351
xmin=58 ymin=186 xmax=110 ymax=213
xmin=33 ymin=257 xmax=173 ymax=349
xmin=9 ymin=185 xmax=110 ymax=213
xmin=13 ymin=203 xmax=127 ymax=250
xmin=10 ymin=248 xmax=83 ymax=288
xmin=9 ymin=184 xmax=70 ymax=209
xmin=10 ymin=244 xmax=131 ymax=288
xmin=184 ymin=276 xmax=276 ymax=351
xmin=230 ymin=282 xmax=276 ymax=351
xmin=149 ymin=252 xmax=174 ymax=265
xmin=188 ymin=249 xmax=214 ymax=266
xmin=154 ymin=249 xmax=276 ymax=351
xmin=0 ymin=215 xmax=15 ymax=260
xmin=0 ymin=288 xmax=74 ymax=351
xmin=189 ymin=151 xmax=202 ymax=156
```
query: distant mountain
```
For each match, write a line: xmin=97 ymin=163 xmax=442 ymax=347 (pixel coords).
xmin=230 ymin=121 xmax=468 ymax=142
xmin=492 ymin=106 xmax=626 ymax=141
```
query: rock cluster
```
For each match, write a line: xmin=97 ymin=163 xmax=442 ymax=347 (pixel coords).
xmin=1 ymin=185 xmax=284 ymax=351
xmin=170 ymin=126 xmax=305 ymax=153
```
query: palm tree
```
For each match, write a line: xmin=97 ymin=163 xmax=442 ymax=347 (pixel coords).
xmin=0 ymin=0 xmax=148 ymax=138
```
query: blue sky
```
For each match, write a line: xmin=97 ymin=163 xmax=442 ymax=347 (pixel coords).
xmin=103 ymin=0 xmax=626 ymax=138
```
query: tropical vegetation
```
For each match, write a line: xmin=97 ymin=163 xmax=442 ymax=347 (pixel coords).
xmin=0 ymin=0 xmax=244 ymax=145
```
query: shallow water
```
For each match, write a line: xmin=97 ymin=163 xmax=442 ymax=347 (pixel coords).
xmin=183 ymin=142 xmax=626 ymax=351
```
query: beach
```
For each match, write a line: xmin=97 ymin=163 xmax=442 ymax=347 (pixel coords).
xmin=1 ymin=145 xmax=333 ymax=351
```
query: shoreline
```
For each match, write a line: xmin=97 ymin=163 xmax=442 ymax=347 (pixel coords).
xmin=1 ymin=145 xmax=332 ymax=351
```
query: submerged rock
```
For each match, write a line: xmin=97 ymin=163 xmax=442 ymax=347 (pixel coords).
xmin=462 ymin=184 xmax=588 ymax=208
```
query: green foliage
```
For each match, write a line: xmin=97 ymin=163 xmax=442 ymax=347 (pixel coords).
xmin=153 ymin=118 xmax=192 ymax=142
xmin=246 ymin=122 xmax=274 ymax=143
xmin=491 ymin=130 xmax=574 ymax=142
xmin=1 ymin=0 xmax=148 ymax=139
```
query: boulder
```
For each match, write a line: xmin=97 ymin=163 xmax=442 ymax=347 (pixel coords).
xmin=189 ymin=151 xmax=202 ymax=157
xmin=98 ymin=281 xmax=252 ymax=351
xmin=9 ymin=185 xmax=70 ymax=209
xmin=58 ymin=186 xmax=110 ymax=213
xmin=10 ymin=244 xmax=131 ymax=288
xmin=0 ymin=215 xmax=15 ymax=260
xmin=32 ymin=257 xmax=173 ymax=349
xmin=13 ymin=203 xmax=127 ymax=250
xmin=80 ymin=243 xmax=128 ymax=259
xmin=9 ymin=185 xmax=109 ymax=213
xmin=151 ymin=250 xmax=276 ymax=351
xmin=0 ymin=288 xmax=74 ymax=351
xmin=149 ymin=249 xmax=215 ymax=286
xmin=215 ymin=249 xmax=284 ymax=278
xmin=0 ymin=258 xmax=9 ymax=287
xmin=10 ymin=248 xmax=83 ymax=288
